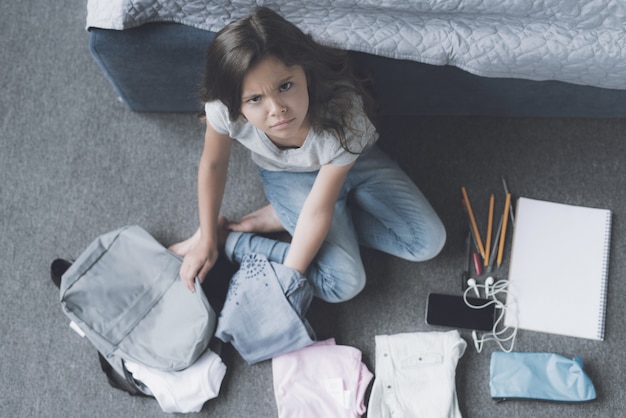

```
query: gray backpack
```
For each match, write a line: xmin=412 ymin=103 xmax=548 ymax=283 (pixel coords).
xmin=59 ymin=225 xmax=216 ymax=394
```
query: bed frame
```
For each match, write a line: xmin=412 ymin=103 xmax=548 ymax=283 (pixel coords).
xmin=89 ymin=23 xmax=626 ymax=118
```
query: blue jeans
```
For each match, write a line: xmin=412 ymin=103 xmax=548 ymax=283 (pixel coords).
xmin=214 ymin=254 xmax=315 ymax=364
xmin=224 ymin=145 xmax=446 ymax=303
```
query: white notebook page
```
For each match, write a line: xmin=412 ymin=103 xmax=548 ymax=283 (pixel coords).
xmin=504 ymin=197 xmax=611 ymax=340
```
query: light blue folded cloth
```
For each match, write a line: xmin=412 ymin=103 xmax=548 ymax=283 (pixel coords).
xmin=490 ymin=352 xmax=597 ymax=402
xmin=215 ymin=253 xmax=315 ymax=364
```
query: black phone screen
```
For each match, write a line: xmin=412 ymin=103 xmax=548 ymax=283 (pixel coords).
xmin=426 ymin=293 xmax=495 ymax=331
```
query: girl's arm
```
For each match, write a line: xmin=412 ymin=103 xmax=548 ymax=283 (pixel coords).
xmin=179 ymin=122 xmax=232 ymax=292
xmin=283 ymin=160 xmax=355 ymax=275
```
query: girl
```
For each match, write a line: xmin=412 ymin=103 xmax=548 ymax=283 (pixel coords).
xmin=171 ymin=7 xmax=446 ymax=303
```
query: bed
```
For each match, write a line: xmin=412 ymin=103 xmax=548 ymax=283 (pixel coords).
xmin=86 ymin=0 xmax=626 ymax=117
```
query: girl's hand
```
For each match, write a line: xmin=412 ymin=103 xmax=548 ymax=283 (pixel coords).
xmin=177 ymin=122 xmax=231 ymax=292
xmin=179 ymin=241 xmax=218 ymax=293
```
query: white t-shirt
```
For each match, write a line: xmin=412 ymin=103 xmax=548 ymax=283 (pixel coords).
xmin=204 ymin=99 xmax=378 ymax=172
xmin=125 ymin=348 xmax=227 ymax=414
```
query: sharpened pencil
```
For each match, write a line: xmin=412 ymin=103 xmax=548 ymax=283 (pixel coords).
xmin=487 ymin=214 xmax=503 ymax=272
xmin=484 ymin=194 xmax=494 ymax=267
xmin=502 ymin=176 xmax=515 ymax=224
xmin=461 ymin=187 xmax=486 ymax=258
xmin=497 ymin=193 xmax=512 ymax=267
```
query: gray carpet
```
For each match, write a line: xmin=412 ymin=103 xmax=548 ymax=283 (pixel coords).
xmin=2 ymin=1 xmax=626 ymax=417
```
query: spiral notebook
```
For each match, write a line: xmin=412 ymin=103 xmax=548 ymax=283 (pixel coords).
xmin=504 ymin=197 xmax=612 ymax=340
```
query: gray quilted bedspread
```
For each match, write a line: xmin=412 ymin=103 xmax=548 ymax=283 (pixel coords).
xmin=87 ymin=0 xmax=626 ymax=90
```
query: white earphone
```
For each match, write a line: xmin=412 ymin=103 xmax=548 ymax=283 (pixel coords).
xmin=466 ymin=276 xmax=495 ymax=298
xmin=463 ymin=277 xmax=517 ymax=353
xmin=484 ymin=276 xmax=495 ymax=297
xmin=466 ymin=278 xmax=480 ymax=297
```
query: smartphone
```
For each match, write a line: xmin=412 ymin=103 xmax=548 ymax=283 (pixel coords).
xmin=426 ymin=293 xmax=495 ymax=331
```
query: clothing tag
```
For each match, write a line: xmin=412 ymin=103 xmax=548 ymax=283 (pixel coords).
xmin=69 ymin=321 xmax=86 ymax=338
xmin=324 ymin=378 xmax=351 ymax=409
xmin=343 ymin=389 xmax=354 ymax=410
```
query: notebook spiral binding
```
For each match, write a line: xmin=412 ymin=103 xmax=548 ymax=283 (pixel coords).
xmin=597 ymin=211 xmax=612 ymax=341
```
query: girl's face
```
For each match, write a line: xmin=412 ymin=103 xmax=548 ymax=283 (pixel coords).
xmin=240 ymin=56 xmax=310 ymax=148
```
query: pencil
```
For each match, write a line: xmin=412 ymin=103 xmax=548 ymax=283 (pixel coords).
xmin=497 ymin=193 xmax=512 ymax=267
xmin=501 ymin=176 xmax=515 ymax=224
xmin=487 ymin=214 xmax=503 ymax=272
xmin=484 ymin=194 xmax=494 ymax=267
xmin=461 ymin=187 xmax=486 ymax=258
xmin=463 ymin=206 xmax=479 ymax=254
xmin=462 ymin=230 xmax=471 ymax=290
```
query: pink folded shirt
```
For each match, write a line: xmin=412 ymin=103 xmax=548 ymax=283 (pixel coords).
xmin=272 ymin=339 xmax=373 ymax=418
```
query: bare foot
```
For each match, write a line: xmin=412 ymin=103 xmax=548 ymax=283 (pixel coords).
xmin=169 ymin=216 xmax=231 ymax=255
xmin=169 ymin=228 xmax=200 ymax=256
xmin=228 ymin=204 xmax=286 ymax=234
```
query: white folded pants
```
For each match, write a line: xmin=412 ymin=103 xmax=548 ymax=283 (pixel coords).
xmin=368 ymin=331 xmax=467 ymax=418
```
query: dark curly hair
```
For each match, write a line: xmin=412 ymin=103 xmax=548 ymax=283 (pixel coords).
xmin=200 ymin=6 xmax=377 ymax=152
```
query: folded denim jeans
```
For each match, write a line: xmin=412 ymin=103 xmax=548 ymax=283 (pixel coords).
xmin=215 ymin=254 xmax=315 ymax=364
